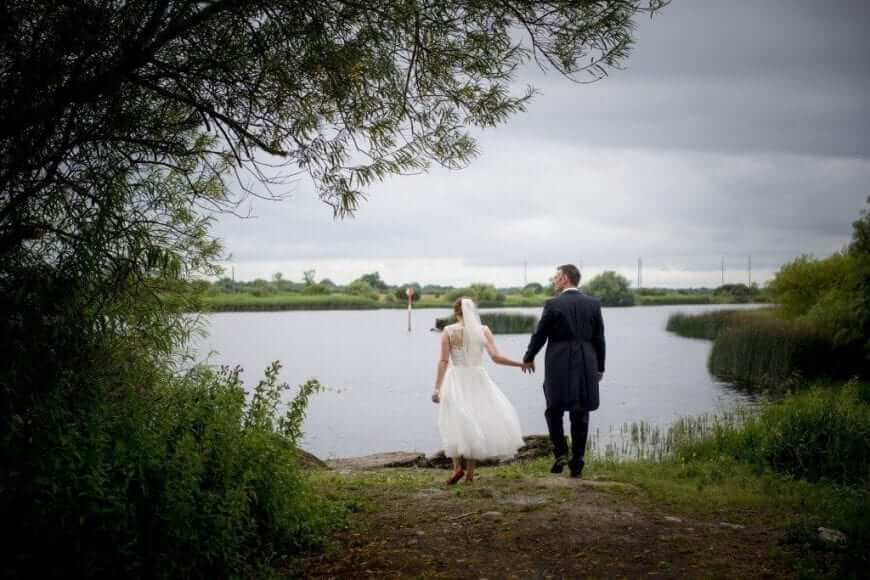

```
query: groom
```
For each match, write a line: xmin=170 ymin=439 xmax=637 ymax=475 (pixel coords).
xmin=523 ymin=264 xmax=606 ymax=478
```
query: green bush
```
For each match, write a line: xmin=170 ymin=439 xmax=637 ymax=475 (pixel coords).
xmin=678 ymin=382 xmax=870 ymax=485
xmin=4 ymin=360 xmax=338 ymax=578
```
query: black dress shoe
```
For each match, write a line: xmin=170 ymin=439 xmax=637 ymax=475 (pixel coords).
xmin=550 ymin=456 xmax=569 ymax=474
xmin=569 ymin=459 xmax=585 ymax=478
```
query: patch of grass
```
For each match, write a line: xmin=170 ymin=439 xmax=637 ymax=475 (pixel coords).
xmin=590 ymin=455 xmax=868 ymax=579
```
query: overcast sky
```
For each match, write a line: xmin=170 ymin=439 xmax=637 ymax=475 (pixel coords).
xmin=212 ymin=0 xmax=870 ymax=288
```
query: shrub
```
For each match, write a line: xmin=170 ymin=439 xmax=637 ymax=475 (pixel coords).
xmin=4 ymin=360 xmax=338 ymax=578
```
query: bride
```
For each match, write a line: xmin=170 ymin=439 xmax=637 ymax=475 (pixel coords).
xmin=432 ymin=297 xmax=528 ymax=484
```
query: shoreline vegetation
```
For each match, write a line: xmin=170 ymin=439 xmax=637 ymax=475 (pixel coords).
xmin=181 ymin=276 xmax=769 ymax=313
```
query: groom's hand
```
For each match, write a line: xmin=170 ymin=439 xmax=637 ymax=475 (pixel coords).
xmin=596 ymin=372 xmax=604 ymax=382
xmin=522 ymin=361 xmax=535 ymax=374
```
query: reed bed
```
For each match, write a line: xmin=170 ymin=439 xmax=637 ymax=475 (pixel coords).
xmin=709 ymin=316 xmax=835 ymax=388
xmin=585 ymin=410 xmax=751 ymax=462
xmin=434 ymin=312 xmax=538 ymax=334
xmin=665 ymin=309 xmax=743 ymax=340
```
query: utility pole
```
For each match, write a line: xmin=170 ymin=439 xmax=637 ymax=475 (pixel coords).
xmin=637 ymin=257 xmax=643 ymax=289
xmin=748 ymin=255 xmax=752 ymax=286
xmin=721 ymin=257 xmax=725 ymax=286
xmin=523 ymin=261 xmax=527 ymax=286
xmin=231 ymin=266 xmax=235 ymax=282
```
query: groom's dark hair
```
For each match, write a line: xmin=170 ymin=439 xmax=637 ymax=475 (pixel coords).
xmin=558 ymin=264 xmax=581 ymax=286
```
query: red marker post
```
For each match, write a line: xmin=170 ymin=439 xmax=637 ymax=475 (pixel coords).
xmin=406 ymin=286 xmax=415 ymax=332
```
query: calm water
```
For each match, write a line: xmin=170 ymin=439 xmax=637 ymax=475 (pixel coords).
xmin=190 ymin=305 xmax=757 ymax=459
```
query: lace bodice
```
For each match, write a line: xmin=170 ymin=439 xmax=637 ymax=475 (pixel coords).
xmin=445 ymin=323 xmax=484 ymax=367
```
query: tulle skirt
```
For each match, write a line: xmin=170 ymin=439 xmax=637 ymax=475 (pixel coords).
xmin=438 ymin=365 xmax=524 ymax=460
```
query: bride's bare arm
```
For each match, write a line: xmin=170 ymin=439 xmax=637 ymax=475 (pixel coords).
xmin=432 ymin=331 xmax=450 ymax=402
xmin=483 ymin=327 xmax=525 ymax=367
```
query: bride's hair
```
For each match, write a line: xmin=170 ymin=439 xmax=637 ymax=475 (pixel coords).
xmin=453 ymin=296 xmax=472 ymax=319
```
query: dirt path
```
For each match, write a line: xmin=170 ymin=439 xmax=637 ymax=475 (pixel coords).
xmin=299 ymin=468 xmax=792 ymax=579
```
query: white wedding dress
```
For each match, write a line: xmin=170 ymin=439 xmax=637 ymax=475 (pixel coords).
xmin=438 ymin=299 xmax=525 ymax=460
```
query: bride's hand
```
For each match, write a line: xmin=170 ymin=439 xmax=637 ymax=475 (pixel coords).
xmin=431 ymin=390 xmax=440 ymax=403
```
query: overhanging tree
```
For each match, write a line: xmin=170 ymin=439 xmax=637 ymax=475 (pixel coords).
xmin=2 ymin=0 xmax=667 ymax=280
xmin=0 ymin=4 xmax=668 ymax=571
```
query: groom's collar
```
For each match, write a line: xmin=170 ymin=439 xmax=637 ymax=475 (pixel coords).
xmin=561 ymin=287 xmax=579 ymax=293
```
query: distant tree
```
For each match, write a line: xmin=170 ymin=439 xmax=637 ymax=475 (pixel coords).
xmin=583 ymin=271 xmax=635 ymax=307
xmin=320 ymin=278 xmax=337 ymax=288
xmin=522 ymin=282 xmax=544 ymax=296
xmin=358 ymin=272 xmax=389 ymax=291
xmin=303 ymin=270 xmax=317 ymax=286
xmin=714 ymin=283 xmax=755 ymax=304
xmin=446 ymin=283 xmax=505 ymax=304
xmin=302 ymin=283 xmax=329 ymax=295
xmin=347 ymin=280 xmax=379 ymax=300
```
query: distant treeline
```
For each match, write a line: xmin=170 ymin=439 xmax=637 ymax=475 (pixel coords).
xmin=188 ymin=269 xmax=769 ymax=311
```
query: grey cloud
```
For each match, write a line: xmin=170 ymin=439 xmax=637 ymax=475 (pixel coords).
xmin=210 ymin=0 xmax=869 ymax=286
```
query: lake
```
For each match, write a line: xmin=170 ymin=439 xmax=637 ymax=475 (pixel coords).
xmin=190 ymin=304 xmax=758 ymax=459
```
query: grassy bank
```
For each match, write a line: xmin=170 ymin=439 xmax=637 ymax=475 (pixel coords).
xmin=192 ymin=291 xmax=758 ymax=312
xmin=305 ymin=382 xmax=868 ymax=578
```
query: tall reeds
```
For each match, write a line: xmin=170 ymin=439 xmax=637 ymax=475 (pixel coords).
xmin=434 ymin=312 xmax=538 ymax=334
xmin=708 ymin=316 xmax=835 ymax=387
xmin=666 ymin=310 xmax=742 ymax=339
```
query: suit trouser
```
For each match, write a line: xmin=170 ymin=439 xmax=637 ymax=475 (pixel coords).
xmin=545 ymin=404 xmax=590 ymax=462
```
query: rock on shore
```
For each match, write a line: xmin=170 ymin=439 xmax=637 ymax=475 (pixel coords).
xmin=322 ymin=435 xmax=553 ymax=471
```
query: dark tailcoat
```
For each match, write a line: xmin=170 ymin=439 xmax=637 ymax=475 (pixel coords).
xmin=523 ymin=289 xmax=606 ymax=412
